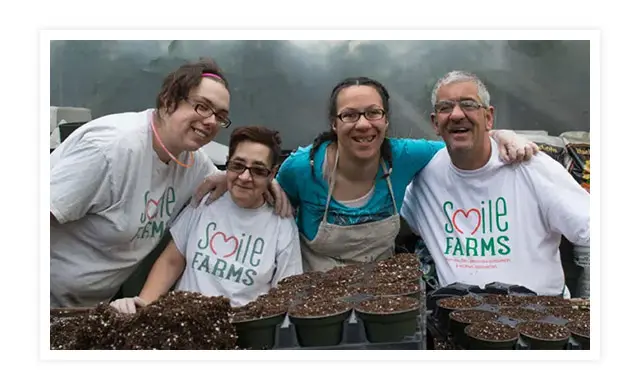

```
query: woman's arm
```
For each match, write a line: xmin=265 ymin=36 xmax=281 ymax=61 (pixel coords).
xmin=138 ymin=240 xmax=186 ymax=303
xmin=271 ymin=220 xmax=303 ymax=287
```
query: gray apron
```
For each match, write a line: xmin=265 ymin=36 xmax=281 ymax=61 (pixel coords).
xmin=300 ymin=150 xmax=401 ymax=272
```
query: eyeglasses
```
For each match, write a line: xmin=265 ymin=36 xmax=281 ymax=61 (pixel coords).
xmin=434 ymin=99 xmax=486 ymax=114
xmin=186 ymin=97 xmax=232 ymax=128
xmin=336 ymin=108 xmax=386 ymax=123
xmin=226 ymin=160 xmax=272 ymax=178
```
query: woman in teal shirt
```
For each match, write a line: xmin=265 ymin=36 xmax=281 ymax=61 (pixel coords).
xmin=276 ymin=76 xmax=535 ymax=272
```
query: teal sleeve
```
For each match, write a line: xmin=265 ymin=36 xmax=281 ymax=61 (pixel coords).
xmin=275 ymin=154 xmax=301 ymax=208
xmin=394 ymin=138 xmax=446 ymax=175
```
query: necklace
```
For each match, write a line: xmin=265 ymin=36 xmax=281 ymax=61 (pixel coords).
xmin=150 ymin=111 xmax=194 ymax=168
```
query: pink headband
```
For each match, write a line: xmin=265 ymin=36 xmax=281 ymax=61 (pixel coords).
xmin=202 ymin=73 xmax=222 ymax=80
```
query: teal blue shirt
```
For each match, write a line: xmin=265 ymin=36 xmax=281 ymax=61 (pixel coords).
xmin=276 ymin=138 xmax=445 ymax=241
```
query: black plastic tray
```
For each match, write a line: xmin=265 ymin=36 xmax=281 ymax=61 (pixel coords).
xmin=274 ymin=312 xmax=426 ymax=350
xmin=274 ymin=277 xmax=429 ymax=350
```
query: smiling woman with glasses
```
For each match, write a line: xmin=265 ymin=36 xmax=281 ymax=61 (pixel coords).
xmin=110 ymin=125 xmax=303 ymax=313
xmin=185 ymin=96 xmax=232 ymax=129
xmin=50 ymin=58 xmax=291 ymax=309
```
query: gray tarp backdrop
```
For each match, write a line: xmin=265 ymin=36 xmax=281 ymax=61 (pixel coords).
xmin=50 ymin=40 xmax=590 ymax=150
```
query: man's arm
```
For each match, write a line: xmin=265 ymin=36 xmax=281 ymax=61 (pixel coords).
xmin=529 ymin=154 xmax=590 ymax=246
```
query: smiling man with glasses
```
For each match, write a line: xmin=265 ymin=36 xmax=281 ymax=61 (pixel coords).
xmin=401 ymin=70 xmax=590 ymax=297
xmin=110 ymin=125 xmax=303 ymax=313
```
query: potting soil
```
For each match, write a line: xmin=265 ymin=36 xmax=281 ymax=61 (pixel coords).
xmin=289 ymin=298 xmax=351 ymax=317
xmin=465 ymin=321 xmax=519 ymax=341
xmin=517 ymin=321 xmax=570 ymax=340
xmin=499 ymin=307 xmax=548 ymax=321
xmin=357 ymin=296 xmax=419 ymax=314
xmin=449 ymin=309 xmax=499 ymax=324
xmin=567 ymin=318 xmax=589 ymax=337
xmin=51 ymin=291 xmax=237 ymax=350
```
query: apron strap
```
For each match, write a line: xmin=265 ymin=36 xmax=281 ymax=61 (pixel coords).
xmin=322 ymin=148 xmax=398 ymax=222
xmin=380 ymin=159 xmax=398 ymax=215
xmin=322 ymin=148 xmax=341 ymax=223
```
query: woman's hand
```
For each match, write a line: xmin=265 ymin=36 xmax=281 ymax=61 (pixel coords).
xmin=491 ymin=129 xmax=540 ymax=163
xmin=109 ymin=296 xmax=147 ymax=314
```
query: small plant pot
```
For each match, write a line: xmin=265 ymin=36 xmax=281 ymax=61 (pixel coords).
xmin=231 ymin=312 xmax=286 ymax=350
xmin=517 ymin=321 xmax=571 ymax=350
xmin=464 ymin=321 xmax=520 ymax=350
xmin=567 ymin=319 xmax=590 ymax=350
xmin=449 ymin=309 xmax=499 ymax=348
xmin=355 ymin=296 xmax=420 ymax=343
xmin=436 ymin=295 xmax=484 ymax=331
xmin=288 ymin=309 xmax=352 ymax=347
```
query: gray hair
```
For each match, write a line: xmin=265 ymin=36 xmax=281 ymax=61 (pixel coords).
xmin=430 ymin=70 xmax=491 ymax=107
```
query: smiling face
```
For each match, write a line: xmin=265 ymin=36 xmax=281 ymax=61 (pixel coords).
xmin=162 ymin=77 xmax=231 ymax=152
xmin=226 ymin=140 xmax=275 ymax=209
xmin=332 ymin=85 xmax=389 ymax=161
xmin=430 ymin=80 xmax=494 ymax=156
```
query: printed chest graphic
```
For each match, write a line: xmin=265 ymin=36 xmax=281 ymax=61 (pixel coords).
xmin=190 ymin=221 xmax=268 ymax=287
xmin=129 ymin=187 xmax=177 ymax=241
xmin=441 ymin=197 xmax=512 ymax=269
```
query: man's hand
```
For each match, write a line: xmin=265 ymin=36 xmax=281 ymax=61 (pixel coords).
xmin=492 ymin=129 xmax=540 ymax=163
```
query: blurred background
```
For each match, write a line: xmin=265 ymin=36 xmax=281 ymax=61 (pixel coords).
xmin=50 ymin=40 xmax=590 ymax=151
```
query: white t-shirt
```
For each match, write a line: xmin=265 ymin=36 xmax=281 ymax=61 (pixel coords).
xmin=50 ymin=109 xmax=218 ymax=307
xmin=170 ymin=193 xmax=303 ymax=307
xmin=401 ymin=138 xmax=590 ymax=295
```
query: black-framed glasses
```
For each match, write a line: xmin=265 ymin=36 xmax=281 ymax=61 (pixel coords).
xmin=186 ymin=97 xmax=232 ymax=128
xmin=434 ymin=99 xmax=486 ymax=114
xmin=226 ymin=160 xmax=272 ymax=178
xmin=336 ymin=108 xmax=386 ymax=123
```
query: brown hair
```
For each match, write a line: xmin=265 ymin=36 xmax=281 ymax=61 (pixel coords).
xmin=155 ymin=57 xmax=229 ymax=114
xmin=228 ymin=126 xmax=282 ymax=167
xmin=310 ymin=76 xmax=393 ymax=181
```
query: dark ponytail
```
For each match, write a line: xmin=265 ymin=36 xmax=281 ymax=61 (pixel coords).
xmin=310 ymin=76 xmax=394 ymax=181
xmin=309 ymin=131 xmax=337 ymax=178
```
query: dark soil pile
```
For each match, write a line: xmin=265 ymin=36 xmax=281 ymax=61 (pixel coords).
xmin=50 ymin=291 xmax=237 ymax=350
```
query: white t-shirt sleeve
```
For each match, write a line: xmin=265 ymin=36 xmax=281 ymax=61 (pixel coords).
xmin=527 ymin=154 xmax=590 ymax=246
xmin=400 ymin=181 xmax=422 ymax=237
xmin=50 ymin=139 xmax=113 ymax=224
xmin=271 ymin=218 xmax=303 ymax=287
